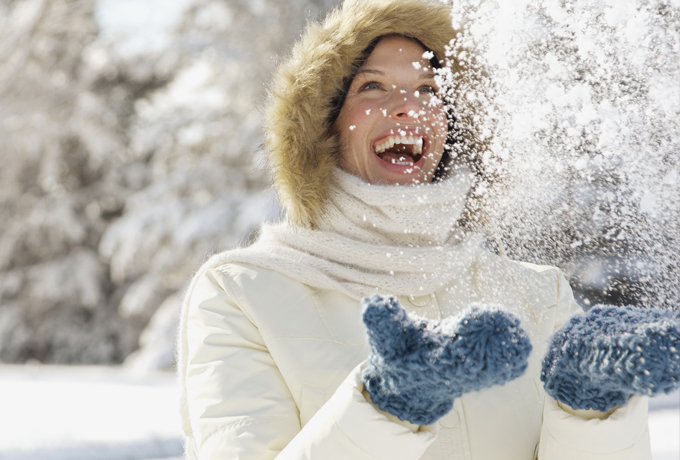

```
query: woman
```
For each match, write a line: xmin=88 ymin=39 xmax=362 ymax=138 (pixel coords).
xmin=178 ymin=0 xmax=672 ymax=458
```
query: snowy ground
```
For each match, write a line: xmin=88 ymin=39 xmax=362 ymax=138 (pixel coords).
xmin=0 ymin=366 xmax=182 ymax=460
xmin=0 ymin=365 xmax=677 ymax=459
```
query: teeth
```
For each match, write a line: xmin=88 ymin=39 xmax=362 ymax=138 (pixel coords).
xmin=374 ymin=135 xmax=424 ymax=153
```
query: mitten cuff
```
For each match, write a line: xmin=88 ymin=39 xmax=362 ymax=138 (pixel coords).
xmin=361 ymin=388 xmax=421 ymax=434
xmin=331 ymin=363 xmax=438 ymax=460
xmin=556 ymin=400 xmax=618 ymax=421
xmin=539 ymin=394 xmax=651 ymax=457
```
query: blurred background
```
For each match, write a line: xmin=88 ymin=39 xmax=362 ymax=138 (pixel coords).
xmin=0 ymin=0 xmax=677 ymax=458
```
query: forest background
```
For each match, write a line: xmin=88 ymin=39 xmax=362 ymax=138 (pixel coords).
xmin=0 ymin=0 xmax=330 ymax=368
xmin=2 ymin=0 xmax=678 ymax=370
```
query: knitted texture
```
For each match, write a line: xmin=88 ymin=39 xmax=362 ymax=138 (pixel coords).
xmin=362 ymin=295 xmax=532 ymax=425
xmin=541 ymin=305 xmax=680 ymax=412
xmin=192 ymin=169 xmax=483 ymax=301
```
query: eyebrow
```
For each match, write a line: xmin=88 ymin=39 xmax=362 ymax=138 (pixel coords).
xmin=356 ymin=69 xmax=437 ymax=79
xmin=356 ymin=69 xmax=385 ymax=76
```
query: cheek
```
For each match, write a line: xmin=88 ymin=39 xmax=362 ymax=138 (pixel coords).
xmin=429 ymin=118 xmax=448 ymax=149
xmin=339 ymin=106 xmax=382 ymax=147
xmin=338 ymin=123 xmax=368 ymax=153
xmin=338 ymin=102 xmax=369 ymax=133
xmin=336 ymin=117 xmax=373 ymax=169
xmin=430 ymin=107 xmax=447 ymax=133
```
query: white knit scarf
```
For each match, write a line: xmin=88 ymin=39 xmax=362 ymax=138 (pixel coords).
xmin=201 ymin=168 xmax=481 ymax=299
xmin=177 ymin=168 xmax=484 ymax=452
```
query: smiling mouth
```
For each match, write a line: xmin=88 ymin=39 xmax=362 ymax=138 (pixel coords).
xmin=373 ymin=135 xmax=424 ymax=165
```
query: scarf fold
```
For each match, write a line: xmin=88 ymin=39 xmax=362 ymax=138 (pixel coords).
xmin=200 ymin=168 xmax=484 ymax=300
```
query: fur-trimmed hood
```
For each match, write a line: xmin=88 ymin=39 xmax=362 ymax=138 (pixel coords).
xmin=265 ymin=0 xmax=458 ymax=228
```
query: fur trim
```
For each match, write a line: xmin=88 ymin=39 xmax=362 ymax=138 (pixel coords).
xmin=265 ymin=0 xmax=458 ymax=228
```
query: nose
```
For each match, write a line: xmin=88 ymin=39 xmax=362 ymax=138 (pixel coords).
xmin=387 ymin=90 xmax=424 ymax=120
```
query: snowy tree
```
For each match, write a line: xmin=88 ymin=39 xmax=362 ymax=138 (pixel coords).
xmin=0 ymin=0 xmax=338 ymax=367
xmin=0 ymin=0 xmax=134 ymax=363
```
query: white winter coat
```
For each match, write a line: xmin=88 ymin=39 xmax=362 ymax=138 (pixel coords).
xmin=183 ymin=248 xmax=651 ymax=460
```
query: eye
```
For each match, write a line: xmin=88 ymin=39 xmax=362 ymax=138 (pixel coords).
xmin=417 ymin=85 xmax=437 ymax=95
xmin=360 ymin=81 xmax=382 ymax=91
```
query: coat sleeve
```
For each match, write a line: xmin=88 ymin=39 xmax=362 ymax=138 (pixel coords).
xmin=184 ymin=268 xmax=437 ymax=460
xmin=537 ymin=272 xmax=652 ymax=460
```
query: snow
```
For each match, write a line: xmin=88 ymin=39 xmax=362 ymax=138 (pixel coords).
xmin=0 ymin=366 xmax=182 ymax=460
xmin=0 ymin=365 xmax=677 ymax=459
xmin=649 ymin=409 xmax=680 ymax=460
xmin=444 ymin=0 xmax=680 ymax=309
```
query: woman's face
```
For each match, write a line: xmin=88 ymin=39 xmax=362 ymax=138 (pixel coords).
xmin=334 ymin=35 xmax=447 ymax=185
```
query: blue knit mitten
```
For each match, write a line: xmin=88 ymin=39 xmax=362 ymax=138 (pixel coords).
xmin=541 ymin=305 xmax=680 ymax=412
xmin=362 ymin=294 xmax=532 ymax=425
